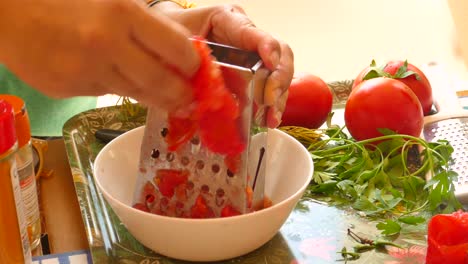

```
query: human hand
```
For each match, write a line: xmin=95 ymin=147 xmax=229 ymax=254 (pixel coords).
xmin=154 ymin=3 xmax=294 ymax=128
xmin=0 ymin=0 xmax=200 ymax=111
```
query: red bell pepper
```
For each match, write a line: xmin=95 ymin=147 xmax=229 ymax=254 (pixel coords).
xmin=426 ymin=210 xmax=468 ymax=264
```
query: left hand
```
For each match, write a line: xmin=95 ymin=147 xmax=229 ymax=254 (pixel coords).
xmin=152 ymin=3 xmax=294 ymax=128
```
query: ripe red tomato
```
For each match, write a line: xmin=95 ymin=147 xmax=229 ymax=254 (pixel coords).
xmin=352 ymin=60 xmax=433 ymax=115
xmin=345 ymin=77 xmax=424 ymax=141
xmin=281 ymin=73 xmax=333 ymax=128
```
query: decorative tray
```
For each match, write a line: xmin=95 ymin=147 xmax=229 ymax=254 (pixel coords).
xmin=62 ymin=81 xmax=427 ymax=264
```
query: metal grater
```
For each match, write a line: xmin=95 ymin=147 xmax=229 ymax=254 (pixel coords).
xmin=424 ymin=114 xmax=468 ymax=204
xmin=131 ymin=40 xmax=269 ymax=218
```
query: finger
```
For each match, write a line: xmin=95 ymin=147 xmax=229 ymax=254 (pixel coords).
xmin=266 ymin=91 xmax=289 ymax=128
xmin=128 ymin=6 xmax=200 ymax=77
xmin=209 ymin=5 xmax=281 ymax=70
xmin=264 ymin=42 xmax=294 ymax=106
xmin=109 ymin=38 xmax=193 ymax=109
xmin=94 ymin=65 xmax=141 ymax=99
xmin=97 ymin=65 xmax=188 ymax=111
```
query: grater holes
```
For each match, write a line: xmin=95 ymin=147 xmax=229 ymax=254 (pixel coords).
xmin=191 ymin=137 xmax=200 ymax=145
xmin=187 ymin=181 xmax=194 ymax=190
xmin=151 ymin=149 xmax=160 ymax=159
xmin=196 ymin=160 xmax=205 ymax=170
xmin=216 ymin=188 xmax=225 ymax=197
xmin=181 ymin=156 xmax=190 ymax=166
xmin=201 ymin=184 xmax=210 ymax=194
xmin=211 ymin=164 xmax=221 ymax=173
xmin=166 ymin=152 xmax=175 ymax=162
xmin=227 ymin=169 xmax=235 ymax=177
xmin=215 ymin=188 xmax=225 ymax=207
xmin=161 ymin=128 xmax=168 ymax=137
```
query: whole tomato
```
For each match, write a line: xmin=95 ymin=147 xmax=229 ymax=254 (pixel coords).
xmin=345 ymin=77 xmax=424 ymax=141
xmin=352 ymin=60 xmax=433 ymax=115
xmin=281 ymin=73 xmax=333 ymax=129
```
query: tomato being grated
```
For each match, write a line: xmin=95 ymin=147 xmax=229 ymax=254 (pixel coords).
xmin=165 ymin=37 xmax=246 ymax=156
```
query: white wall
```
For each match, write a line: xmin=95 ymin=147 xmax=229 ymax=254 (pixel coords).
xmin=196 ymin=0 xmax=468 ymax=83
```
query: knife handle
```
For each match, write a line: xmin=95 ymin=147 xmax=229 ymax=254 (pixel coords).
xmin=95 ymin=129 xmax=126 ymax=143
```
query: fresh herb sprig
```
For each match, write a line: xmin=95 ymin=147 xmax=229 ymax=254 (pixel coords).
xmin=280 ymin=122 xmax=462 ymax=236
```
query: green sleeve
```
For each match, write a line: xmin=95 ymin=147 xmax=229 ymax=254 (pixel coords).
xmin=0 ymin=64 xmax=97 ymax=137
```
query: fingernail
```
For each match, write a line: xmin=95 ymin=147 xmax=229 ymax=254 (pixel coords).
xmin=267 ymin=107 xmax=282 ymax=128
xmin=270 ymin=51 xmax=280 ymax=69
xmin=274 ymin=109 xmax=282 ymax=124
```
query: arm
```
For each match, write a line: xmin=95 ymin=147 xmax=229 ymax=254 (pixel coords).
xmin=0 ymin=0 xmax=200 ymax=110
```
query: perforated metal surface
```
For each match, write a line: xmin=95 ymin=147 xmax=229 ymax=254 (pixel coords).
xmin=423 ymin=117 xmax=468 ymax=186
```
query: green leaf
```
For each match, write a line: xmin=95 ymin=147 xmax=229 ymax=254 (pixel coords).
xmin=399 ymin=70 xmax=419 ymax=79
xmin=376 ymin=219 xmax=401 ymax=236
xmin=352 ymin=197 xmax=378 ymax=212
xmin=398 ymin=216 xmax=426 ymax=225
xmin=337 ymin=180 xmax=358 ymax=199
xmin=339 ymin=247 xmax=361 ymax=260
xmin=395 ymin=61 xmax=408 ymax=77
xmin=313 ymin=171 xmax=335 ymax=184
xmin=362 ymin=69 xmax=381 ymax=80
xmin=402 ymin=175 xmax=426 ymax=203
xmin=377 ymin=128 xmax=397 ymax=136
xmin=356 ymin=168 xmax=378 ymax=184
xmin=309 ymin=180 xmax=337 ymax=194
xmin=392 ymin=60 xmax=420 ymax=80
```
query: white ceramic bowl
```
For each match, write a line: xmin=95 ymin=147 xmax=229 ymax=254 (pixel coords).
xmin=93 ymin=126 xmax=313 ymax=262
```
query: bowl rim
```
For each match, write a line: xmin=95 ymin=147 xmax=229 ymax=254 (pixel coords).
xmin=93 ymin=126 xmax=314 ymax=223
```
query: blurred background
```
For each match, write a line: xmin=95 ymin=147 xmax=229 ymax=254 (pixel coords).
xmin=191 ymin=0 xmax=467 ymax=83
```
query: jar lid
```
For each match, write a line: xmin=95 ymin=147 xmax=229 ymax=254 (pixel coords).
xmin=0 ymin=95 xmax=31 ymax=148
xmin=0 ymin=100 xmax=17 ymax=154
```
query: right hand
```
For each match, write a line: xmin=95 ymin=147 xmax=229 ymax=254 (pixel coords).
xmin=0 ymin=0 xmax=200 ymax=110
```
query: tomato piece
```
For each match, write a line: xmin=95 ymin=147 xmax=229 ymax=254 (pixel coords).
xmin=166 ymin=37 xmax=246 ymax=155
xmin=353 ymin=60 xmax=433 ymax=115
xmin=281 ymin=72 xmax=333 ymax=129
xmin=246 ymin=186 xmax=253 ymax=209
xmin=344 ymin=77 xmax=424 ymax=141
xmin=426 ymin=210 xmax=468 ymax=264
xmin=198 ymin=101 xmax=246 ymax=155
xmin=154 ymin=169 xmax=189 ymax=198
xmin=190 ymin=195 xmax=215 ymax=218
xmin=221 ymin=204 xmax=241 ymax=217
xmin=224 ymin=153 xmax=242 ymax=174
xmin=132 ymin=203 xmax=149 ymax=212
xmin=166 ymin=115 xmax=197 ymax=152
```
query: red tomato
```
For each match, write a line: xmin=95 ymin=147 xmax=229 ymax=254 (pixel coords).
xmin=281 ymin=73 xmax=333 ymax=128
xmin=426 ymin=210 xmax=468 ymax=264
xmin=166 ymin=37 xmax=246 ymax=155
xmin=344 ymin=77 xmax=424 ymax=141
xmin=353 ymin=60 xmax=433 ymax=115
xmin=220 ymin=205 xmax=241 ymax=217
xmin=224 ymin=153 xmax=241 ymax=174
xmin=190 ymin=195 xmax=215 ymax=218
xmin=154 ymin=169 xmax=189 ymax=198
